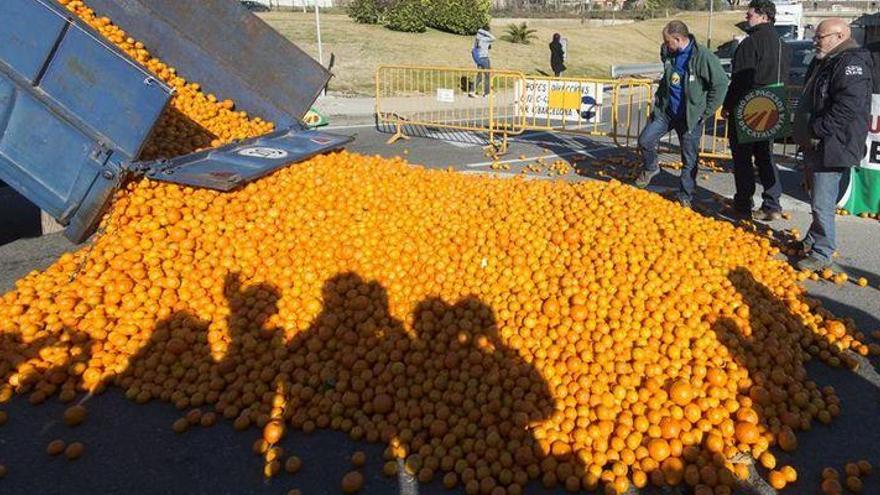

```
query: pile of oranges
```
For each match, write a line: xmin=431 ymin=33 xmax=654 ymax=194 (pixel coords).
xmin=1 ymin=152 xmax=871 ymax=493
xmin=0 ymin=2 xmax=875 ymax=495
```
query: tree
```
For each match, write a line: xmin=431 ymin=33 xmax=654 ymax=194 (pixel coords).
xmin=501 ymin=22 xmax=538 ymax=44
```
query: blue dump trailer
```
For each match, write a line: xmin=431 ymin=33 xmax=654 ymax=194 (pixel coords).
xmin=0 ymin=0 xmax=352 ymax=243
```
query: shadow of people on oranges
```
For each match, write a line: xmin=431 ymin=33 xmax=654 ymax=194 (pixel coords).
xmin=118 ymin=272 xmax=285 ymax=421
xmin=108 ymin=270 xmax=558 ymax=492
xmin=383 ymin=295 xmax=557 ymax=490
xmin=0 ymin=328 xmax=94 ymax=405
xmin=276 ymin=272 xmax=559 ymax=493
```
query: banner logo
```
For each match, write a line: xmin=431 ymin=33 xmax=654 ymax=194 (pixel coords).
xmin=735 ymin=87 xmax=788 ymax=142
xmin=237 ymin=147 xmax=288 ymax=159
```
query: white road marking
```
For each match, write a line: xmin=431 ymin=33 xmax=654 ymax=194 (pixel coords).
xmin=324 ymin=123 xmax=378 ymax=130
xmin=423 ymin=130 xmax=482 ymax=148
xmin=396 ymin=458 xmax=418 ymax=495
xmin=459 ymin=170 xmax=553 ymax=180
xmin=463 ymin=146 xmax=617 ymax=168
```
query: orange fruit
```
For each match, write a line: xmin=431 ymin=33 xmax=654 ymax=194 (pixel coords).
xmin=341 ymin=471 xmax=364 ymax=493
xmin=768 ymin=470 xmax=786 ymax=490
xmin=777 ymin=426 xmax=798 ymax=452
xmin=263 ymin=420 xmax=284 ymax=444
xmin=47 ymin=439 xmax=66 ymax=456
xmin=64 ymin=442 xmax=84 ymax=460
xmin=821 ymin=478 xmax=843 ymax=495
xmin=647 ymin=439 xmax=670 ymax=462
xmin=845 ymin=476 xmax=863 ymax=493
xmin=63 ymin=405 xmax=87 ymax=427
xmin=285 ymin=456 xmax=302 ymax=474
xmin=734 ymin=421 xmax=759 ymax=444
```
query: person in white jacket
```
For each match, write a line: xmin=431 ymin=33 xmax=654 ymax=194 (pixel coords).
xmin=471 ymin=26 xmax=495 ymax=97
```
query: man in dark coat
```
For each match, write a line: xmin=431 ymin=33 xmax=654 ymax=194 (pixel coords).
xmin=550 ymin=33 xmax=566 ymax=77
xmin=722 ymin=0 xmax=790 ymax=221
xmin=792 ymin=18 xmax=873 ymax=271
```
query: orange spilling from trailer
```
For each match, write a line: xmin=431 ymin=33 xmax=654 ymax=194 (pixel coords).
xmin=0 ymin=1 xmax=877 ymax=494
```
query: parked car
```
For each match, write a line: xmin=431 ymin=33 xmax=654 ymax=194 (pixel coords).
xmin=786 ymin=40 xmax=814 ymax=87
xmin=240 ymin=1 xmax=270 ymax=12
xmin=714 ymin=38 xmax=741 ymax=76
xmin=715 ymin=39 xmax=813 ymax=86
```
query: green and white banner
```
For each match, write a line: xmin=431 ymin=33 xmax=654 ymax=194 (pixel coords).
xmin=839 ymin=94 xmax=880 ymax=214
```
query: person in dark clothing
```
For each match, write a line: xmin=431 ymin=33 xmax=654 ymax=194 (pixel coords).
xmin=791 ymin=19 xmax=873 ymax=271
xmin=722 ymin=0 xmax=791 ymax=221
xmin=550 ymin=33 xmax=566 ymax=77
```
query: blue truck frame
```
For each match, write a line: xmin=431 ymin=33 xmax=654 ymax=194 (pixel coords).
xmin=0 ymin=0 xmax=351 ymax=243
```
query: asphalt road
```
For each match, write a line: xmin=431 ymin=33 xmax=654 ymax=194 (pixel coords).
xmin=1 ymin=118 xmax=879 ymax=495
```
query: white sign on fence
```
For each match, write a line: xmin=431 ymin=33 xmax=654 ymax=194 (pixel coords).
xmin=436 ymin=88 xmax=455 ymax=103
xmin=516 ymin=79 xmax=605 ymax=124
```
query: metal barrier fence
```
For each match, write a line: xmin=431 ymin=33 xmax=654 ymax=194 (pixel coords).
xmin=376 ymin=65 xmax=658 ymax=155
xmin=375 ymin=65 xmax=803 ymax=162
xmin=608 ymin=79 xmax=654 ymax=149
xmin=375 ymin=65 xmax=527 ymax=153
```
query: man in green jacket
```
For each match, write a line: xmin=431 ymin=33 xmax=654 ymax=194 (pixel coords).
xmin=634 ymin=21 xmax=729 ymax=208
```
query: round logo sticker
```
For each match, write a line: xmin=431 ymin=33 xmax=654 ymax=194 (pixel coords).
xmin=742 ymin=96 xmax=781 ymax=133
xmin=734 ymin=87 xmax=788 ymax=142
xmin=237 ymin=147 xmax=288 ymax=159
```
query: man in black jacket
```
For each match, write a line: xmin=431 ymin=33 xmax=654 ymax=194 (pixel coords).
xmin=722 ymin=0 xmax=790 ymax=221
xmin=792 ymin=18 xmax=873 ymax=271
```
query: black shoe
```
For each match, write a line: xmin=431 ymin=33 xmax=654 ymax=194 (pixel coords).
xmin=725 ymin=205 xmax=752 ymax=219
xmin=634 ymin=169 xmax=659 ymax=188
xmin=752 ymin=209 xmax=783 ymax=222
xmin=677 ymin=198 xmax=692 ymax=209
xmin=789 ymin=239 xmax=813 ymax=254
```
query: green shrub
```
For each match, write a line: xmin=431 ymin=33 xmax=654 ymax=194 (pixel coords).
xmin=348 ymin=0 xmax=384 ymax=24
xmin=385 ymin=0 xmax=426 ymax=32
xmin=426 ymin=0 xmax=491 ymax=35
xmin=500 ymin=22 xmax=537 ymax=45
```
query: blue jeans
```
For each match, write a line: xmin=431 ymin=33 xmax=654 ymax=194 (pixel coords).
xmin=729 ymin=131 xmax=782 ymax=213
xmin=475 ymin=57 xmax=490 ymax=96
xmin=638 ymin=112 xmax=703 ymax=202
xmin=803 ymin=149 xmax=846 ymax=262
